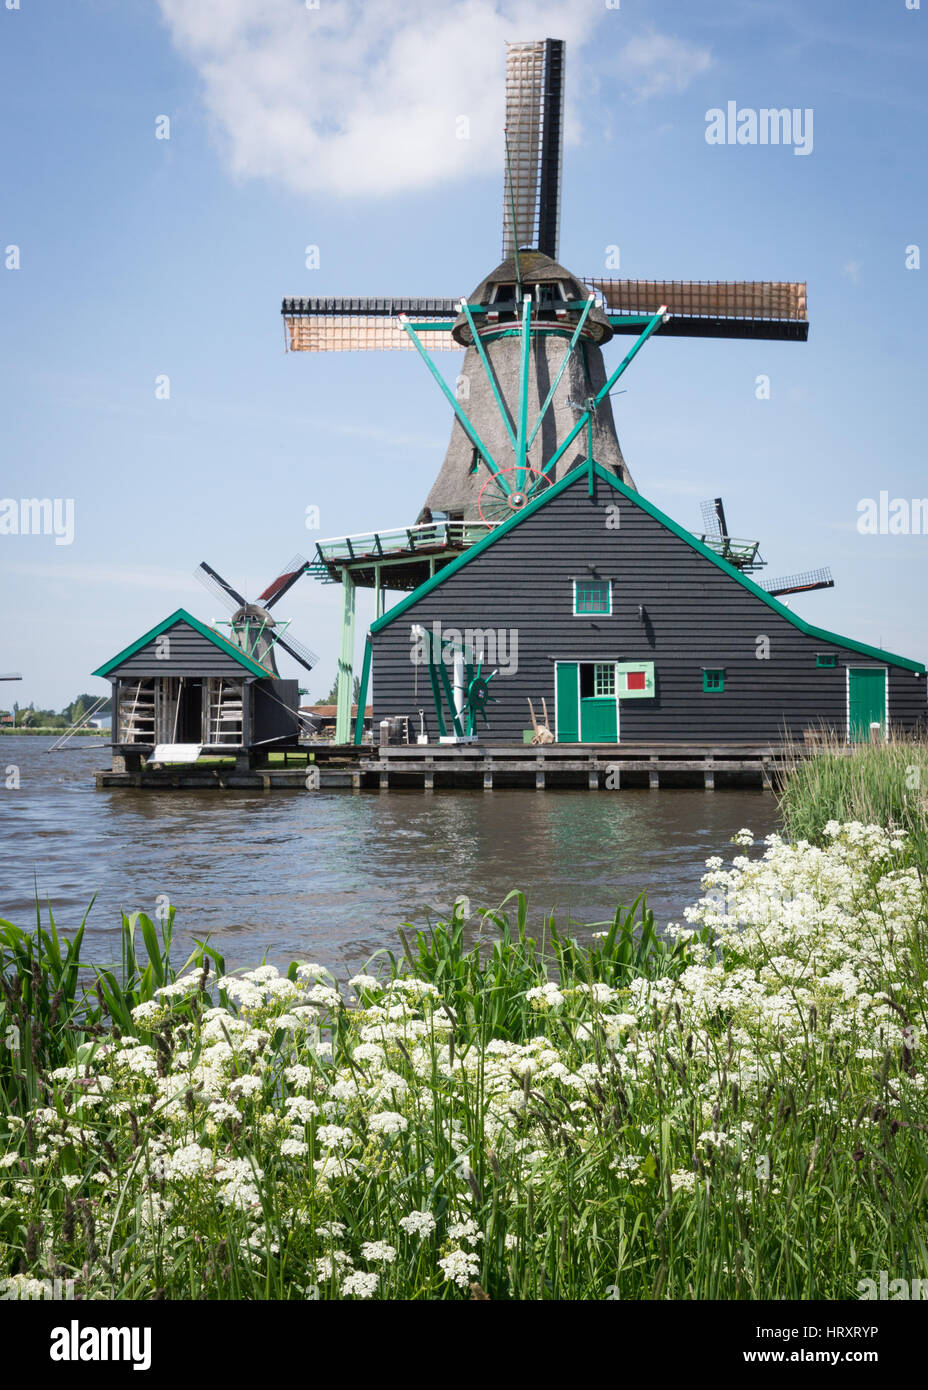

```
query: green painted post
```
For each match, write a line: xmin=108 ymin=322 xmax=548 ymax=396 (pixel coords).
xmin=353 ymin=635 xmax=372 ymax=746
xmin=335 ymin=567 xmax=356 ymax=744
xmin=515 ymin=295 xmax=532 ymax=490
xmin=426 ymin=661 xmax=446 ymax=737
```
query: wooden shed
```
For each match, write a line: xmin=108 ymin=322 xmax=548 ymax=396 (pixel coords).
xmin=92 ymin=609 xmax=300 ymax=770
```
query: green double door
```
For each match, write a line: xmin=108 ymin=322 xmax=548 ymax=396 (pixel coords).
xmin=848 ymin=667 xmax=887 ymax=743
xmin=556 ymin=662 xmax=618 ymax=743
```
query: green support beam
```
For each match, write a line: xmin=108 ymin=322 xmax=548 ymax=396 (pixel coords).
xmin=526 ymin=294 xmax=595 ymax=451
xmin=335 ymin=567 xmax=356 ymax=744
xmin=352 ymin=634 xmax=372 ymax=746
xmin=399 ymin=317 xmax=506 ymax=491
xmin=532 ymin=305 xmax=668 ymax=489
xmin=515 ymin=295 xmax=532 ymax=491
xmin=458 ymin=299 xmax=516 ymax=449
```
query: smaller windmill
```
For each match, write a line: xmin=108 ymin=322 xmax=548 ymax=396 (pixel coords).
xmin=698 ymin=497 xmax=834 ymax=597
xmin=195 ymin=556 xmax=319 ymax=676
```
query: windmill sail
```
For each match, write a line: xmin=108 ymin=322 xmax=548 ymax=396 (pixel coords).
xmin=257 ymin=555 xmax=309 ymax=609
xmin=195 ymin=561 xmax=246 ymax=611
xmin=502 ymin=39 xmax=565 ymax=261
xmin=272 ymin=630 xmax=319 ymax=673
xmin=282 ymin=300 xmax=457 ymax=352
xmin=589 ymin=279 xmax=808 ymax=341
xmin=758 ymin=567 xmax=834 ymax=597
xmin=700 ymin=498 xmax=723 ymax=538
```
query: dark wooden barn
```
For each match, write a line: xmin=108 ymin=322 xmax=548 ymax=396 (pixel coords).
xmin=93 ymin=609 xmax=300 ymax=771
xmin=365 ymin=464 xmax=926 ymax=746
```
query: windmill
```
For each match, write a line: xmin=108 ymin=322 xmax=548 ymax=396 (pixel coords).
xmin=194 ymin=556 xmax=319 ymax=676
xmin=281 ymin=37 xmax=809 ymax=529
xmin=698 ymin=496 xmax=834 ymax=598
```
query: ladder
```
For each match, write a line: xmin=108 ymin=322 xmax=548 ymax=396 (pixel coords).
xmin=206 ymin=679 xmax=243 ymax=745
xmin=118 ymin=681 xmax=155 ymax=743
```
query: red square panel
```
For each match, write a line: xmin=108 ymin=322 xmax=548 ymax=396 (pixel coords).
xmin=626 ymin=670 xmax=646 ymax=691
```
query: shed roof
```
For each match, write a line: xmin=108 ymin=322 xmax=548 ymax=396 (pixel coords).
xmin=370 ymin=463 xmax=925 ymax=673
xmin=91 ymin=609 xmax=274 ymax=679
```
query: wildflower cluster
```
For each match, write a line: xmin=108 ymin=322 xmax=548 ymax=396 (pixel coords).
xmin=1 ymin=823 xmax=926 ymax=1300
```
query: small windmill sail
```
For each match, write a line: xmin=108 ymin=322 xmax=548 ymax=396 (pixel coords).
xmin=696 ymin=499 xmax=834 ymax=596
xmin=758 ymin=567 xmax=834 ymax=598
xmin=194 ymin=558 xmax=318 ymax=674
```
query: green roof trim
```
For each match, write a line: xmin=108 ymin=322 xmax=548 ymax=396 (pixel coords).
xmin=371 ymin=464 xmax=925 ymax=674
xmin=91 ymin=609 xmax=273 ymax=679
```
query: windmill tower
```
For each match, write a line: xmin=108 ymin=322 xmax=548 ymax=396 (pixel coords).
xmin=282 ymin=37 xmax=808 ymax=530
xmin=280 ymin=36 xmax=810 ymax=739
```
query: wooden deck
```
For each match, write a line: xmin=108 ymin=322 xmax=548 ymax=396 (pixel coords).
xmin=94 ymin=741 xmax=813 ymax=791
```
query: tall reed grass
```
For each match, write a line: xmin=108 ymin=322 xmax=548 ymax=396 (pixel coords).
xmin=780 ymin=734 xmax=928 ymax=868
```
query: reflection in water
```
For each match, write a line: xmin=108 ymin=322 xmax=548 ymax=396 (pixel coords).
xmin=0 ymin=738 xmax=780 ymax=974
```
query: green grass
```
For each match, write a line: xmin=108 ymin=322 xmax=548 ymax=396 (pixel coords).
xmin=780 ymin=734 xmax=928 ymax=867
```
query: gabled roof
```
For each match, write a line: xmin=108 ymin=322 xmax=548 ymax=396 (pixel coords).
xmin=91 ymin=609 xmax=273 ymax=679
xmin=371 ymin=462 xmax=926 ymax=673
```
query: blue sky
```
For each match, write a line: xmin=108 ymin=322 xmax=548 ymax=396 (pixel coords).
xmin=1 ymin=0 xmax=926 ymax=710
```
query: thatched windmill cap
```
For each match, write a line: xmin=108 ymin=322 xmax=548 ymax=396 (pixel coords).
xmin=452 ymin=251 xmax=613 ymax=347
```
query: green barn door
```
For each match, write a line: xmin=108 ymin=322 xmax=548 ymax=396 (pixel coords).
xmin=556 ymin=663 xmax=579 ymax=743
xmin=579 ymin=663 xmax=618 ymax=743
xmin=848 ymin=668 xmax=886 ymax=743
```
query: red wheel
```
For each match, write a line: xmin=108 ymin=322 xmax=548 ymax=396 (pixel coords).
xmin=477 ymin=468 xmax=552 ymax=527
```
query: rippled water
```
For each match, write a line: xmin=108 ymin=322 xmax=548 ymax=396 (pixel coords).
xmin=0 ymin=737 xmax=780 ymax=974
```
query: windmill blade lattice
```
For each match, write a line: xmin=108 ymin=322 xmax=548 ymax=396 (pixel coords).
xmin=195 ymin=561 xmax=246 ymax=611
xmin=281 ymin=300 xmax=458 ymax=353
xmin=273 ymin=630 xmax=319 ymax=674
xmin=588 ymin=280 xmax=808 ymax=341
xmin=502 ymin=38 xmax=565 ymax=261
xmin=700 ymin=498 xmax=723 ymax=538
xmin=758 ymin=567 xmax=834 ymax=598
xmin=258 ymin=554 xmax=309 ymax=609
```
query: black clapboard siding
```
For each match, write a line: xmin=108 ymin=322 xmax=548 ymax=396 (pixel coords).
xmin=107 ymin=620 xmax=252 ymax=677
xmin=371 ymin=473 xmax=927 ymax=743
xmin=253 ymin=679 xmax=300 ymax=743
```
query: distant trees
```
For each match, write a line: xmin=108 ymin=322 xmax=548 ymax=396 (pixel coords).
xmin=64 ymin=693 xmax=111 ymax=722
xmin=0 ymin=693 xmax=111 ymax=730
xmin=317 ymin=675 xmax=361 ymax=706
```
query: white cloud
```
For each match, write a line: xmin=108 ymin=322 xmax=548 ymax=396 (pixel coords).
xmin=618 ymin=31 xmax=712 ymax=100
xmin=156 ymin=1 xmax=711 ymax=198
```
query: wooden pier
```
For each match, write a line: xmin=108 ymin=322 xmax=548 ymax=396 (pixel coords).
xmin=94 ymin=741 xmax=807 ymax=791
